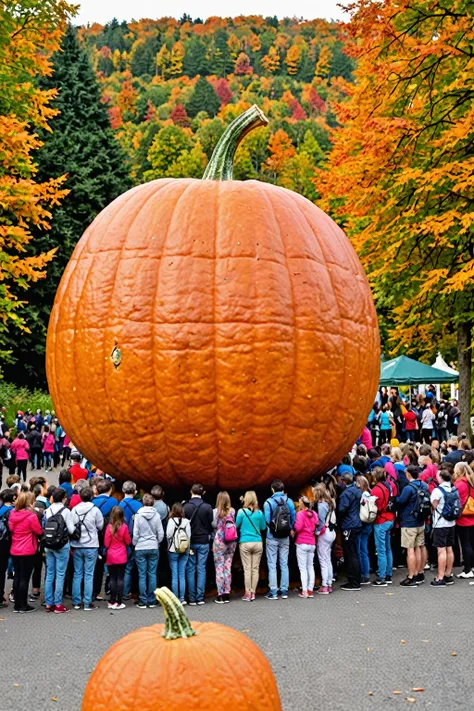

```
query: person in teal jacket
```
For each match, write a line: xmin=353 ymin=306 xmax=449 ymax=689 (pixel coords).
xmin=236 ymin=491 xmax=266 ymax=601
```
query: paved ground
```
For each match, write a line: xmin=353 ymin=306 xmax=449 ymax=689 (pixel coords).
xmin=1 ymin=568 xmax=473 ymax=711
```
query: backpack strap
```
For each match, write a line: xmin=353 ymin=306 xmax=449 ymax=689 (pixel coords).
xmin=243 ymin=508 xmax=260 ymax=536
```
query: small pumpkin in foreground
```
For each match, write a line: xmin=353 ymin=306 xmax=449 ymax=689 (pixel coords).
xmin=82 ymin=587 xmax=282 ymax=711
xmin=47 ymin=104 xmax=379 ymax=488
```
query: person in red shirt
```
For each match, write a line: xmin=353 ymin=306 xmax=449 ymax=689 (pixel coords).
xmin=371 ymin=467 xmax=396 ymax=587
xmin=68 ymin=453 xmax=89 ymax=484
xmin=453 ymin=462 xmax=474 ymax=579
xmin=68 ymin=479 xmax=89 ymax=509
xmin=403 ymin=403 xmax=419 ymax=442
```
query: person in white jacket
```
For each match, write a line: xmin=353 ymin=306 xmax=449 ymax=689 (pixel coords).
xmin=133 ymin=494 xmax=164 ymax=608
xmin=70 ymin=487 xmax=104 ymax=611
xmin=166 ymin=502 xmax=191 ymax=604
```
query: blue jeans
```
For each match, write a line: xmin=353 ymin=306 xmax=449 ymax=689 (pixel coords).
xmin=266 ymin=537 xmax=290 ymax=595
xmin=406 ymin=430 xmax=416 ymax=442
xmin=72 ymin=548 xmax=98 ymax=607
xmin=168 ymin=551 xmax=189 ymax=601
xmin=135 ymin=549 xmax=159 ymax=605
xmin=186 ymin=543 xmax=209 ymax=603
xmin=123 ymin=548 xmax=135 ymax=597
xmin=43 ymin=452 xmax=52 ymax=468
xmin=374 ymin=520 xmax=394 ymax=579
xmin=45 ymin=544 xmax=70 ymax=606
xmin=358 ymin=524 xmax=372 ymax=579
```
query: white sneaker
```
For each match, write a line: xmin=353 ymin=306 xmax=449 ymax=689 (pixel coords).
xmin=114 ymin=603 xmax=126 ymax=610
xmin=457 ymin=571 xmax=474 ymax=579
xmin=107 ymin=602 xmax=115 ymax=609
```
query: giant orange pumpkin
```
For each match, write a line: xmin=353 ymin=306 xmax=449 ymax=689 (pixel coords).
xmin=46 ymin=105 xmax=380 ymax=488
xmin=82 ymin=587 xmax=282 ymax=710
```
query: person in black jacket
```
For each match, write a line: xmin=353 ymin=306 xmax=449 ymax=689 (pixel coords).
xmin=337 ymin=473 xmax=362 ymax=591
xmin=26 ymin=425 xmax=42 ymax=471
xmin=184 ymin=483 xmax=213 ymax=605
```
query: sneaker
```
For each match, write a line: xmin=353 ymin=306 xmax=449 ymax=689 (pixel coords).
xmin=73 ymin=604 xmax=81 ymax=610
xmin=136 ymin=603 xmax=147 ymax=609
xmin=298 ymin=591 xmax=308 ymax=598
xmin=250 ymin=593 xmax=255 ymax=601
xmin=281 ymin=592 xmax=288 ymax=599
xmin=107 ymin=602 xmax=116 ymax=609
xmin=223 ymin=594 xmax=230 ymax=603
xmin=430 ymin=578 xmax=446 ymax=587
xmin=372 ymin=578 xmax=387 ymax=587
xmin=19 ymin=605 xmax=36 ymax=613
xmin=180 ymin=600 xmax=187 ymax=606
xmin=53 ymin=604 xmax=69 ymax=614
xmin=188 ymin=601 xmax=197 ymax=606
xmin=83 ymin=604 xmax=98 ymax=610
xmin=444 ymin=575 xmax=455 ymax=585
xmin=360 ymin=578 xmax=371 ymax=585
xmin=115 ymin=603 xmax=126 ymax=610
xmin=386 ymin=576 xmax=393 ymax=584
xmin=197 ymin=600 xmax=205 ymax=606
xmin=307 ymin=590 xmax=314 ymax=598
xmin=264 ymin=592 xmax=279 ymax=600
xmin=8 ymin=592 xmax=14 ymax=603
xmin=400 ymin=577 xmax=417 ymax=587
xmin=242 ymin=594 xmax=252 ymax=601
xmin=415 ymin=573 xmax=425 ymax=584
xmin=424 ymin=562 xmax=431 ymax=570
xmin=317 ymin=586 xmax=330 ymax=595
xmin=341 ymin=583 xmax=361 ymax=591
xmin=214 ymin=596 xmax=225 ymax=604
xmin=148 ymin=603 xmax=157 ymax=608
xmin=328 ymin=586 xmax=333 ymax=593
xmin=456 ymin=570 xmax=474 ymax=579
xmin=95 ymin=595 xmax=105 ymax=601
xmin=45 ymin=605 xmax=55 ymax=612
xmin=29 ymin=595 xmax=40 ymax=603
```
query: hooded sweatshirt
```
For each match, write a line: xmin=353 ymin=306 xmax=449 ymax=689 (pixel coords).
xmin=10 ymin=438 xmax=30 ymax=461
xmin=133 ymin=506 xmax=164 ymax=550
xmin=294 ymin=509 xmax=318 ymax=545
xmin=8 ymin=508 xmax=43 ymax=556
xmin=70 ymin=502 xmax=104 ymax=548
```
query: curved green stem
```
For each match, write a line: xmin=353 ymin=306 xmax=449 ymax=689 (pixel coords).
xmin=203 ymin=104 xmax=269 ymax=181
xmin=154 ymin=586 xmax=197 ymax=640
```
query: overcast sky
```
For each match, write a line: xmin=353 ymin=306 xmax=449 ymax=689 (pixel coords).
xmin=75 ymin=0 xmax=347 ymax=26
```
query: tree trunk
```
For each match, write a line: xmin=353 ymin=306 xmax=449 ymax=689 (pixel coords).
xmin=457 ymin=322 xmax=473 ymax=439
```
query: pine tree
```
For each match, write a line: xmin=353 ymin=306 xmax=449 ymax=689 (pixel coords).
xmin=4 ymin=25 xmax=132 ymax=386
xmin=186 ymin=77 xmax=220 ymax=118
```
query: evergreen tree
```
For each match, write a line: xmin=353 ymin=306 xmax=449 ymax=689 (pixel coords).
xmin=186 ymin=76 xmax=220 ymax=118
xmin=4 ymin=25 xmax=131 ymax=387
xmin=182 ymin=36 xmax=208 ymax=77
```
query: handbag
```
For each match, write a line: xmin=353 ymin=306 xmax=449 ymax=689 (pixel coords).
xmin=462 ymin=484 xmax=474 ymax=516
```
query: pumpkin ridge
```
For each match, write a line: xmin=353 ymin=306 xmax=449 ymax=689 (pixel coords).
xmin=258 ymin=184 xmax=297 ymax=484
xmin=291 ymin=194 xmax=348 ymax=474
xmin=98 ymin=183 xmax=165 ymax=474
xmin=62 ymin=187 xmax=142 ymax=472
xmin=213 ymin=180 xmax=220 ymax=487
xmin=150 ymin=180 xmax=197 ymax=484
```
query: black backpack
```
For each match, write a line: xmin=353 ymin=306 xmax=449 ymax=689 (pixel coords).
xmin=409 ymin=483 xmax=431 ymax=521
xmin=382 ymin=482 xmax=396 ymax=514
xmin=0 ymin=508 xmax=12 ymax=544
xmin=437 ymin=486 xmax=462 ymax=522
xmin=268 ymin=496 xmax=291 ymax=538
xmin=43 ymin=507 xmax=69 ymax=550
xmin=70 ymin=508 xmax=91 ymax=542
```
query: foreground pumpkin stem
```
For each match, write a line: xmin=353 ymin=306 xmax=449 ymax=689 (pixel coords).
xmin=203 ymin=104 xmax=269 ymax=181
xmin=154 ymin=586 xmax=197 ymax=640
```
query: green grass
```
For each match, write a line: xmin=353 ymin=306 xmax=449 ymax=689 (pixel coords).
xmin=0 ymin=381 xmax=53 ymax=429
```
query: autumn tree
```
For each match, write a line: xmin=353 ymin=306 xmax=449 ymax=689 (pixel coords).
xmin=234 ymin=52 xmax=253 ymax=75
xmin=171 ymin=103 xmax=190 ymax=127
xmin=262 ymin=45 xmax=280 ymax=73
xmin=263 ymin=129 xmax=295 ymax=181
xmin=0 ymin=0 xmax=74 ymax=368
xmin=144 ymin=125 xmax=206 ymax=180
xmin=186 ymin=76 xmax=220 ymax=117
xmin=4 ymin=24 xmax=132 ymax=384
xmin=285 ymin=44 xmax=301 ymax=75
xmin=214 ymin=78 xmax=233 ymax=105
xmin=319 ymin=0 xmax=474 ymax=436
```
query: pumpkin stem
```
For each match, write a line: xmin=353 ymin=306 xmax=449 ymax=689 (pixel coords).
xmin=154 ymin=586 xmax=197 ymax=640
xmin=203 ymin=104 xmax=269 ymax=181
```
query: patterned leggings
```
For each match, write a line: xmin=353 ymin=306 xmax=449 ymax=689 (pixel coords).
xmin=213 ymin=544 xmax=237 ymax=595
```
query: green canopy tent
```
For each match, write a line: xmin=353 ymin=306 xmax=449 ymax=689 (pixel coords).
xmin=380 ymin=354 xmax=458 ymax=387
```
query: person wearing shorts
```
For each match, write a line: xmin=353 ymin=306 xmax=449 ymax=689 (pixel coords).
xmin=430 ymin=470 xmax=456 ymax=587
xmin=397 ymin=465 xmax=429 ymax=587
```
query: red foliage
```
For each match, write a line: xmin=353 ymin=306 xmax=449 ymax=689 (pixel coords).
xmin=291 ymin=100 xmax=307 ymax=121
xmin=108 ymin=105 xmax=122 ymax=129
xmin=170 ymin=103 xmax=190 ymax=127
xmin=308 ymin=86 xmax=326 ymax=114
xmin=214 ymin=78 xmax=233 ymax=105
xmin=144 ymin=99 xmax=156 ymax=121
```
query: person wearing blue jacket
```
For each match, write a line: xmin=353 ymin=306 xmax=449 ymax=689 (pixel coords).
xmin=119 ymin=481 xmax=143 ymax=600
xmin=338 ymin=473 xmax=362 ymax=591
xmin=369 ymin=442 xmax=392 ymax=470
xmin=263 ymin=480 xmax=296 ymax=600
xmin=397 ymin=465 xmax=428 ymax=587
xmin=92 ymin=479 xmax=117 ymax=600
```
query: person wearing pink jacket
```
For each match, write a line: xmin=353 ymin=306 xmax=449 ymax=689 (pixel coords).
xmin=42 ymin=426 xmax=56 ymax=472
xmin=104 ymin=506 xmax=131 ymax=609
xmin=10 ymin=433 xmax=30 ymax=482
xmin=8 ymin=491 xmax=43 ymax=613
xmin=294 ymin=497 xmax=318 ymax=598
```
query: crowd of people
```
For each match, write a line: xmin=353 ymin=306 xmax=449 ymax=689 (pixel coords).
xmin=0 ymin=393 xmax=473 ymax=613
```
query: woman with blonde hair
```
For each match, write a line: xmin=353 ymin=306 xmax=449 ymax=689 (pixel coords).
xmin=8 ymin=491 xmax=42 ymax=612
xmin=453 ymin=462 xmax=474 ymax=579
xmin=314 ymin=483 xmax=336 ymax=594
xmin=212 ymin=491 xmax=237 ymax=603
xmin=236 ymin=491 xmax=267 ymax=601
